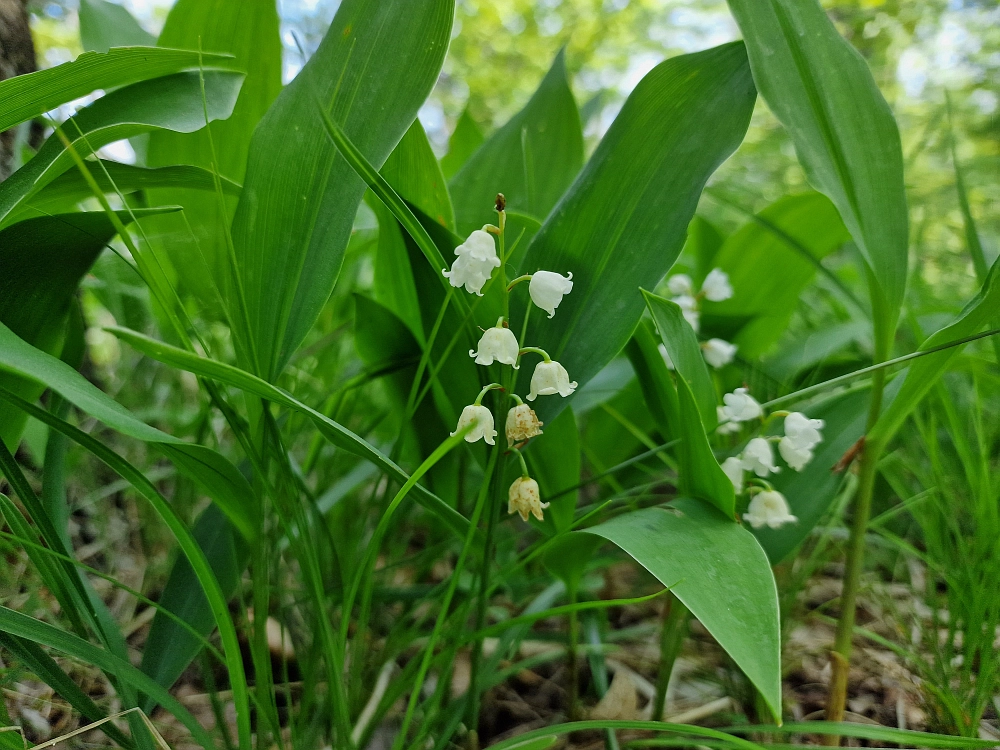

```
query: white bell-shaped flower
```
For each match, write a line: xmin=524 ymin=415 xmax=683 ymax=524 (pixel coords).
xmin=721 ymin=388 xmax=763 ymax=422
xmin=528 ymin=271 xmax=574 ymax=318
xmin=451 ymin=404 xmax=497 ymax=445
xmin=741 ymin=437 xmax=780 ymax=477
xmin=508 ymin=476 xmax=549 ymax=522
xmin=527 ymin=360 xmax=577 ymax=401
xmin=702 ymin=338 xmax=737 ymax=369
xmin=779 ymin=437 xmax=813 ymax=471
xmin=671 ymin=294 xmax=700 ymax=332
xmin=470 ymin=325 xmax=519 ymax=367
xmin=721 ymin=456 xmax=744 ymax=493
xmin=701 ymin=268 xmax=734 ymax=302
xmin=743 ymin=490 xmax=797 ymax=529
xmin=716 ymin=406 xmax=741 ymax=435
xmin=443 ymin=229 xmax=501 ymax=296
xmin=506 ymin=404 xmax=543 ymax=447
xmin=667 ymin=273 xmax=694 ymax=296
xmin=783 ymin=412 xmax=825 ymax=450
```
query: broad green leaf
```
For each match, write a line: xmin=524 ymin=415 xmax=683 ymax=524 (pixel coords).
xmin=683 ymin=215 xmax=727 ymax=281
xmin=0 ymin=210 xmax=174 ymax=450
xmin=373 ymin=120 xmax=455 ymax=343
xmin=526 ymin=407 xmax=580 ymax=535
xmin=15 ymin=162 xmax=240 ymax=223
xmin=79 ymin=0 xmax=155 ymax=52
xmin=0 ymin=606 xmax=214 ymax=750
xmin=701 ymin=192 xmax=852 ymax=359
xmin=0 ymin=323 xmax=257 ymax=541
xmin=450 ymin=50 xmax=583 ymax=237
xmin=625 ymin=320 xmax=680 ymax=441
xmin=644 ymin=291 xmax=716 ymax=429
xmin=229 ymin=0 xmax=454 ymax=381
xmin=643 ymin=293 xmax=733 ymax=516
xmin=868 ymin=256 xmax=1000 ymax=449
xmin=0 ymin=70 xmax=245 ymax=229
xmin=140 ymin=504 xmax=248 ymax=708
xmin=517 ymin=43 xmax=755 ymax=422
xmin=144 ymin=0 xmax=281 ymax=315
xmin=726 ymin=0 xmax=908 ymax=344
xmin=440 ymin=107 xmax=484 ymax=180
xmin=0 ymin=47 xmax=236 ymax=133
xmin=107 ymin=327 xmax=472 ymax=541
xmin=583 ymin=499 xmax=781 ymax=720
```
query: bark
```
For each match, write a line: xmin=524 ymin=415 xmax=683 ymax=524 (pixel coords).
xmin=0 ymin=0 xmax=38 ymax=181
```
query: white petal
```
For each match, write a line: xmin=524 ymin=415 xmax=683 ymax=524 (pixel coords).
xmin=529 ymin=271 xmax=573 ymax=318
xmin=702 ymin=338 xmax=737 ymax=368
xmin=701 ymin=268 xmax=733 ymax=302
xmin=721 ymin=456 xmax=744 ymax=493
xmin=667 ymin=274 xmax=694 ymax=296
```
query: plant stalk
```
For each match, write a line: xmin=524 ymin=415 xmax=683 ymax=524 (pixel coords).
xmin=825 ymin=365 xmax=887 ymax=732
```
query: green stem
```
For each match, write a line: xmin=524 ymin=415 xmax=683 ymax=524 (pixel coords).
xmin=826 ymin=364 xmax=887 ymax=728
xmin=518 ymin=346 xmax=551 ymax=362
xmin=652 ymin=593 xmax=689 ymax=722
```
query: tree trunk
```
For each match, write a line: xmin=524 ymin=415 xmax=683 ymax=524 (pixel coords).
xmin=0 ymin=0 xmax=38 ymax=181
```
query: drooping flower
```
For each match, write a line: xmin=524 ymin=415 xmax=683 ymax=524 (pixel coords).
xmin=443 ymin=229 xmax=501 ymax=295
xmin=470 ymin=325 xmax=519 ymax=367
xmin=702 ymin=338 xmax=737 ymax=369
xmin=527 ymin=360 xmax=577 ymax=401
xmin=716 ymin=406 xmax=741 ymax=435
xmin=506 ymin=404 xmax=543 ymax=447
xmin=783 ymin=412 xmax=825 ymax=450
xmin=743 ymin=490 xmax=797 ymax=530
xmin=451 ymin=404 xmax=497 ymax=445
xmin=671 ymin=294 xmax=700 ymax=332
xmin=528 ymin=271 xmax=574 ymax=318
xmin=508 ymin=476 xmax=549 ymax=522
xmin=741 ymin=437 xmax=779 ymax=477
xmin=667 ymin=273 xmax=694 ymax=296
xmin=701 ymin=268 xmax=734 ymax=302
xmin=721 ymin=456 xmax=744 ymax=493
xmin=721 ymin=388 xmax=763 ymax=422
xmin=778 ymin=438 xmax=813 ymax=471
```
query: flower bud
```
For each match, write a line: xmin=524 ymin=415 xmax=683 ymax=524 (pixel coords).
xmin=701 ymin=268 xmax=733 ymax=302
xmin=701 ymin=338 xmax=737 ymax=369
xmin=743 ymin=490 xmax=797 ymax=530
xmin=443 ymin=229 xmax=501 ymax=295
xmin=721 ymin=388 xmax=762 ymax=422
xmin=506 ymin=404 xmax=543 ymax=446
xmin=720 ymin=456 xmax=744 ymax=493
xmin=451 ymin=404 xmax=497 ymax=445
xmin=528 ymin=270 xmax=574 ymax=318
xmin=527 ymin=360 xmax=577 ymax=401
xmin=740 ymin=437 xmax=779 ymax=477
xmin=470 ymin=325 xmax=519 ymax=367
xmin=507 ymin=476 xmax=549 ymax=522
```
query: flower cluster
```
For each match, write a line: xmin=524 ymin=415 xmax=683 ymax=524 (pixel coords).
xmin=444 ymin=197 xmax=578 ymax=523
xmin=659 ymin=268 xmax=738 ymax=370
xmin=715 ymin=387 xmax=826 ymax=530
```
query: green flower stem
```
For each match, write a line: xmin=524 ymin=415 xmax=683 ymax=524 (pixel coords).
xmin=509 ymin=446 xmax=530 ymax=478
xmin=507 ymin=274 xmax=532 ymax=291
xmin=519 ymin=346 xmax=551 ymax=362
xmin=474 ymin=383 xmax=503 ymax=405
xmin=467 ymin=202 xmax=511 ymax=740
